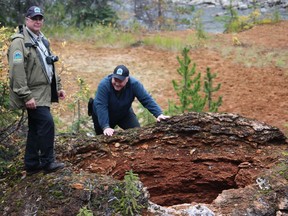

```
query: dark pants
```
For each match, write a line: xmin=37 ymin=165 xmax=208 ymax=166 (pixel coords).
xmin=92 ymin=109 xmax=140 ymax=135
xmin=25 ymin=106 xmax=55 ymax=170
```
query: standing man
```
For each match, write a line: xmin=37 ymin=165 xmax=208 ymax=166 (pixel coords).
xmin=92 ymin=64 xmax=170 ymax=136
xmin=8 ymin=6 xmax=65 ymax=175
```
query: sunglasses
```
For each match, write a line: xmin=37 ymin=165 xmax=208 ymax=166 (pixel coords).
xmin=27 ymin=16 xmax=44 ymax=21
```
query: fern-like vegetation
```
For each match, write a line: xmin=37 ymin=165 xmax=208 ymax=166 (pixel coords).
xmin=113 ymin=170 xmax=145 ymax=216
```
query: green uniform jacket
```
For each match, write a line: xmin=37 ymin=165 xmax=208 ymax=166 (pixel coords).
xmin=7 ymin=25 xmax=62 ymax=109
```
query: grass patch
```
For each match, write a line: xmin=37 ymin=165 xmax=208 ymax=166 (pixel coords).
xmin=142 ymin=33 xmax=205 ymax=51
xmin=45 ymin=24 xmax=205 ymax=51
xmin=45 ymin=25 xmax=137 ymax=48
xmin=143 ymin=35 xmax=185 ymax=51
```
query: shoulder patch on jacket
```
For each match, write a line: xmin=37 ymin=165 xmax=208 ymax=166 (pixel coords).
xmin=13 ymin=50 xmax=23 ymax=64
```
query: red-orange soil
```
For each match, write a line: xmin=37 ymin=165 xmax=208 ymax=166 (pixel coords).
xmin=53 ymin=21 xmax=288 ymax=134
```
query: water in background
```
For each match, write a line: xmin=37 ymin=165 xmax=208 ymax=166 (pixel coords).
xmin=111 ymin=1 xmax=288 ymax=33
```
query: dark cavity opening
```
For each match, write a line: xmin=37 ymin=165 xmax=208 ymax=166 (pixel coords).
xmin=114 ymin=161 xmax=240 ymax=206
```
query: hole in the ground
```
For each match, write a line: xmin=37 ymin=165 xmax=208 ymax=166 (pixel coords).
xmin=112 ymin=161 xmax=240 ymax=206
xmin=74 ymin=137 xmax=268 ymax=207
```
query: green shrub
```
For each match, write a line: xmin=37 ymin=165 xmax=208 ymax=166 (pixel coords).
xmin=66 ymin=77 xmax=92 ymax=134
xmin=221 ymin=1 xmax=282 ymax=33
xmin=192 ymin=10 xmax=207 ymax=40
xmin=0 ymin=26 xmax=21 ymax=129
xmin=77 ymin=206 xmax=93 ymax=216
xmin=113 ymin=170 xmax=145 ymax=216
xmin=0 ymin=0 xmax=118 ymax=28
xmin=0 ymin=26 xmax=24 ymax=180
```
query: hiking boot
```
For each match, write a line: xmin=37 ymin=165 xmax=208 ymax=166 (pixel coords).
xmin=25 ymin=167 xmax=42 ymax=176
xmin=43 ymin=162 xmax=65 ymax=174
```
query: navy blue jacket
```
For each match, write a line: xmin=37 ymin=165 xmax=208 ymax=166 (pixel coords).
xmin=93 ymin=75 xmax=163 ymax=129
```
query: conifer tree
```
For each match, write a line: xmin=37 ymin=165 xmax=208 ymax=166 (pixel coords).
xmin=204 ymin=67 xmax=223 ymax=112
xmin=167 ymin=46 xmax=223 ymax=115
xmin=171 ymin=47 xmax=206 ymax=114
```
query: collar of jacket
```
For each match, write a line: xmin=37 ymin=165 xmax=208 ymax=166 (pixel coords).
xmin=20 ymin=25 xmax=37 ymax=48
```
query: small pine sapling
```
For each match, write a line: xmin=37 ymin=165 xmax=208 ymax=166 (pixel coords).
xmin=113 ymin=170 xmax=144 ymax=216
xmin=204 ymin=67 xmax=223 ymax=112
xmin=171 ymin=47 xmax=206 ymax=114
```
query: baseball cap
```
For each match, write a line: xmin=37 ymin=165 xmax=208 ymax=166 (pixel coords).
xmin=25 ymin=6 xmax=44 ymax=18
xmin=112 ymin=65 xmax=129 ymax=81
